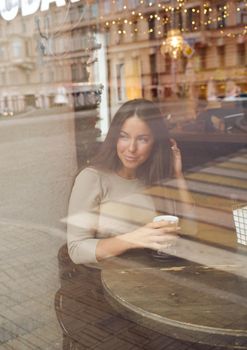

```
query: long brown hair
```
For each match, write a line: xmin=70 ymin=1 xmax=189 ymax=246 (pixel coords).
xmin=91 ymin=99 xmax=173 ymax=185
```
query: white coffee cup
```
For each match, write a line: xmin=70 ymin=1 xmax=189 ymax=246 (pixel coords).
xmin=152 ymin=215 xmax=179 ymax=257
xmin=153 ymin=215 xmax=179 ymax=226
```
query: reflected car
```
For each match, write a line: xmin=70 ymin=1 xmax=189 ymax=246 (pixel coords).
xmin=0 ymin=108 xmax=14 ymax=117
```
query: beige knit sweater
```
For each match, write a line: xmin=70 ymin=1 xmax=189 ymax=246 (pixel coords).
xmin=67 ymin=167 xmax=157 ymax=264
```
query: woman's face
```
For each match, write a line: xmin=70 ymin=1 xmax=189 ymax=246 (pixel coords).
xmin=116 ymin=116 xmax=154 ymax=178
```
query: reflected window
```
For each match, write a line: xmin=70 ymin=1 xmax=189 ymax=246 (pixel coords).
xmin=198 ymin=46 xmax=207 ymax=70
xmin=217 ymin=45 xmax=225 ymax=67
xmin=47 ymin=68 xmax=54 ymax=83
xmin=70 ymin=5 xmax=85 ymax=22
xmin=21 ymin=20 xmax=26 ymax=33
xmin=180 ymin=55 xmax=187 ymax=74
xmin=116 ymin=63 xmax=125 ymax=101
xmin=70 ymin=8 xmax=78 ymax=22
xmin=91 ymin=1 xmax=99 ymax=18
xmin=116 ymin=0 xmax=124 ymax=12
xmin=236 ymin=1 xmax=247 ymax=24
xmin=237 ymin=42 xmax=246 ymax=66
xmin=81 ymin=31 xmax=88 ymax=50
xmin=149 ymin=53 xmax=157 ymax=85
xmin=174 ymin=8 xmax=183 ymax=30
xmin=103 ymin=0 xmax=111 ymax=14
xmin=117 ymin=23 xmax=124 ymax=44
xmin=58 ymin=66 xmax=64 ymax=82
xmin=3 ymin=96 xmax=8 ymax=108
xmin=148 ymin=14 xmax=155 ymax=40
xmin=0 ymin=71 xmax=6 ymax=85
xmin=217 ymin=3 xmax=227 ymax=28
xmin=204 ymin=6 xmax=215 ymax=29
xmin=72 ymin=63 xmax=79 ymax=82
xmin=25 ymin=41 xmax=31 ymax=57
xmin=186 ymin=6 xmax=201 ymax=31
xmin=144 ymin=0 xmax=155 ymax=5
xmin=164 ymin=53 xmax=171 ymax=74
xmin=39 ymin=72 xmax=44 ymax=83
xmin=129 ymin=0 xmax=139 ymax=9
xmin=163 ymin=15 xmax=170 ymax=37
xmin=56 ymin=37 xmax=63 ymax=54
xmin=12 ymin=40 xmax=22 ymax=58
xmin=132 ymin=19 xmax=138 ymax=41
xmin=105 ymin=27 xmax=110 ymax=47
xmin=78 ymin=5 xmax=85 ymax=19
xmin=9 ymin=70 xmax=18 ymax=84
xmin=81 ymin=64 xmax=89 ymax=82
xmin=0 ymin=47 xmax=5 ymax=60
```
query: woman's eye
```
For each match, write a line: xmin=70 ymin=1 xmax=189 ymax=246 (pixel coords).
xmin=119 ymin=133 xmax=128 ymax=139
xmin=138 ymin=137 xmax=149 ymax=143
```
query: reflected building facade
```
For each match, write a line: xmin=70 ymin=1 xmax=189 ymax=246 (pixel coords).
xmin=0 ymin=0 xmax=246 ymax=124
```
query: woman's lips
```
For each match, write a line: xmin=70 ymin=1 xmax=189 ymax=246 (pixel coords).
xmin=124 ymin=155 xmax=137 ymax=161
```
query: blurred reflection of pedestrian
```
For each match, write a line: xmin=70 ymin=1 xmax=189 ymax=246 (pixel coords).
xmin=207 ymin=78 xmax=217 ymax=102
xmin=224 ymin=80 xmax=241 ymax=101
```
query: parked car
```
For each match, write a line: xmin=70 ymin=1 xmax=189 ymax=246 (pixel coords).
xmin=0 ymin=108 xmax=14 ymax=117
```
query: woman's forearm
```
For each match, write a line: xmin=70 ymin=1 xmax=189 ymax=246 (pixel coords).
xmin=95 ymin=221 xmax=180 ymax=262
xmin=171 ymin=139 xmax=194 ymax=211
xmin=174 ymin=175 xmax=197 ymax=235
xmin=95 ymin=235 xmax=135 ymax=261
xmin=174 ymin=175 xmax=194 ymax=207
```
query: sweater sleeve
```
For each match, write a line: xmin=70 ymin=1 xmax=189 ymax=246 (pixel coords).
xmin=67 ymin=168 xmax=102 ymax=264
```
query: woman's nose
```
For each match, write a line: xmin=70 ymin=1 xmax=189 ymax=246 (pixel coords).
xmin=128 ymin=139 xmax=137 ymax=152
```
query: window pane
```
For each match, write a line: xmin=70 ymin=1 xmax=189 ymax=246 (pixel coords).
xmin=1 ymin=2 xmax=247 ymax=350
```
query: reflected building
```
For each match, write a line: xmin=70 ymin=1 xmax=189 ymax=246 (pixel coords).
xmin=0 ymin=0 xmax=246 ymax=123
xmin=0 ymin=3 xmax=103 ymax=114
xmin=94 ymin=0 xmax=246 ymax=117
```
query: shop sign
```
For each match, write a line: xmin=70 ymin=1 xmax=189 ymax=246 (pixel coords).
xmin=0 ymin=0 xmax=80 ymax=21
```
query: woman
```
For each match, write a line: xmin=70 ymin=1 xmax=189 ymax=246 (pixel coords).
xmin=59 ymin=99 xmax=195 ymax=348
xmin=67 ymin=98 xmax=186 ymax=265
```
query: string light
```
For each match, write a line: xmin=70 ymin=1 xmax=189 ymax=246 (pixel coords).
xmin=99 ymin=1 xmax=246 ymax=43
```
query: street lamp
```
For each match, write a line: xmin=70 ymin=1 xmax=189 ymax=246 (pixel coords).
xmin=160 ymin=26 xmax=194 ymax=96
xmin=161 ymin=28 xmax=185 ymax=96
xmin=160 ymin=29 xmax=184 ymax=60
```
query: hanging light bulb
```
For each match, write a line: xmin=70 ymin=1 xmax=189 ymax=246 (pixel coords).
xmin=160 ymin=29 xmax=184 ymax=59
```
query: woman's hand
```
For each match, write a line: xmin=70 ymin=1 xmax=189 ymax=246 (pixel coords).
xmin=170 ymin=138 xmax=183 ymax=178
xmin=96 ymin=221 xmax=180 ymax=261
xmin=119 ymin=220 xmax=180 ymax=251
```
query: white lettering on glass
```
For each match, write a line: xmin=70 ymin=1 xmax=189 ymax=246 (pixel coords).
xmin=0 ymin=0 xmax=81 ymax=21
xmin=40 ymin=0 xmax=66 ymax=12
xmin=0 ymin=0 xmax=19 ymax=21
xmin=22 ymin=0 xmax=41 ymax=16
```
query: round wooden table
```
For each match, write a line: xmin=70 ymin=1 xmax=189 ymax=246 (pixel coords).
xmin=101 ymin=250 xmax=247 ymax=349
